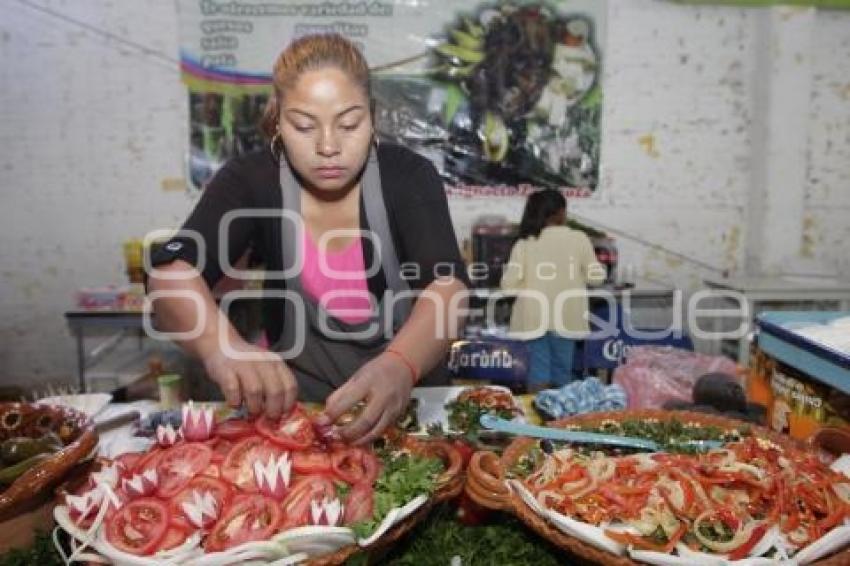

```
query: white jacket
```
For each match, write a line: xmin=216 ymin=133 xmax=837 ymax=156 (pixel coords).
xmin=500 ymin=226 xmax=605 ymax=338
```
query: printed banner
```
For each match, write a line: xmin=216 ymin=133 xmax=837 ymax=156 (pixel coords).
xmin=178 ymin=0 xmax=606 ymax=194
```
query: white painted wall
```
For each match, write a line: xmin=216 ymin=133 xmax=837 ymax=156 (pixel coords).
xmin=452 ymin=0 xmax=760 ymax=291
xmin=0 ymin=0 xmax=193 ymax=386
xmin=1 ymin=0 xmax=849 ymax=386
xmin=802 ymin=9 xmax=850 ymax=276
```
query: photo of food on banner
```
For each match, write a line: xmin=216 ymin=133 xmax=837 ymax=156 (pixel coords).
xmin=185 ymin=3 xmax=601 ymax=195
xmin=373 ymin=3 xmax=601 ymax=192
xmin=187 ymin=91 xmax=269 ymax=188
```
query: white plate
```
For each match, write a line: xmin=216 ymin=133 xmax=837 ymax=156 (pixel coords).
xmin=275 ymin=526 xmax=354 ymax=558
xmin=55 ymin=493 xmax=432 ymax=564
xmin=504 ymin=458 xmax=850 ymax=565
xmin=38 ymin=393 xmax=112 ymax=418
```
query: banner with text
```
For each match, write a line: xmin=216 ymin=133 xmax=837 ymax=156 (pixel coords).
xmin=178 ymin=0 xmax=606 ymax=195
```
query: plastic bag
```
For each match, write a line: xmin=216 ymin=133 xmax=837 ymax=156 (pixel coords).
xmin=612 ymin=346 xmax=739 ymax=410
xmin=534 ymin=377 xmax=627 ymax=419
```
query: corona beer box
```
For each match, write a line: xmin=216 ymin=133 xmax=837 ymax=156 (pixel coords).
xmin=753 ymin=312 xmax=850 ymax=441
xmin=448 ymin=339 xmax=529 ymax=388
xmin=578 ymin=332 xmax=693 ymax=371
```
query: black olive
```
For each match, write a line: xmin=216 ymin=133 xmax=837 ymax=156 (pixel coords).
xmin=539 ymin=438 xmax=554 ymax=454
xmin=36 ymin=414 xmax=54 ymax=430
xmin=1 ymin=410 xmax=22 ymax=431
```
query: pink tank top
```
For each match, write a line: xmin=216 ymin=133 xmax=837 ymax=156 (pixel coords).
xmin=301 ymin=231 xmax=372 ymax=324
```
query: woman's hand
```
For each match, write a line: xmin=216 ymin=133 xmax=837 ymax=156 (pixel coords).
xmin=203 ymin=340 xmax=298 ymax=419
xmin=316 ymin=352 xmax=415 ymax=445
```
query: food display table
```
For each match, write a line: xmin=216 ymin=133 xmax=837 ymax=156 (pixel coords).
xmin=65 ymin=297 xmax=263 ymax=393
xmin=5 ymin=382 xmax=848 ymax=565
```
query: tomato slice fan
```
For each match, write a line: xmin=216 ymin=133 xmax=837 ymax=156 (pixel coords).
xmin=104 ymin=497 xmax=170 ymax=556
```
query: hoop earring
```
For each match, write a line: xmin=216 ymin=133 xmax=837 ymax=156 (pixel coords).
xmin=269 ymin=131 xmax=281 ymax=158
xmin=372 ymin=132 xmax=380 ymax=150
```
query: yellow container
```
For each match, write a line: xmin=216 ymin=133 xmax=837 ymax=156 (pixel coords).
xmin=123 ymin=238 xmax=145 ymax=283
xmin=768 ymin=362 xmax=849 ymax=441
xmin=746 ymin=350 xmax=774 ymax=410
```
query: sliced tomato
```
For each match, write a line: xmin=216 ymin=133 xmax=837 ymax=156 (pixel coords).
xmin=170 ymin=475 xmax=232 ymax=530
xmin=203 ymin=463 xmax=222 ymax=479
xmin=557 ymin=465 xmax=586 ymax=484
xmin=205 ymin=495 xmax=282 ymax=552
xmin=216 ymin=419 xmax=256 ymax=441
xmin=818 ymin=504 xmax=846 ymax=532
xmin=331 ymin=447 xmax=380 ymax=486
xmin=221 ymin=435 xmax=282 ymax=492
xmin=256 ymin=407 xmax=315 ymax=451
xmin=716 ymin=507 xmax=741 ymax=531
xmin=208 ymin=438 xmax=234 ymax=463
xmin=104 ymin=497 xmax=170 ymax=556
xmin=114 ymin=452 xmax=144 ymax=476
xmin=598 ymin=485 xmax=629 ymax=511
xmin=134 ymin=447 xmax=166 ymax=474
xmin=605 ymin=523 xmax=686 ymax=554
xmin=292 ymin=451 xmax=332 ymax=475
xmin=279 ymin=475 xmax=336 ymax=530
xmin=156 ymin=443 xmax=213 ymax=498
xmin=158 ymin=526 xmax=189 ymax=552
xmin=728 ymin=524 xmax=768 ymax=561
xmin=343 ymin=483 xmax=374 ymax=525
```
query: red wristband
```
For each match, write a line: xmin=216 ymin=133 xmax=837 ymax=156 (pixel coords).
xmin=384 ymin=348 xmax=420 ymax=386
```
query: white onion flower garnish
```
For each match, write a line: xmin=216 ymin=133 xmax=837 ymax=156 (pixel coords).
xmin=66 ymin=490 xmax=101 ymax=523
xmin=181 ymin=489 xmax=220 ymax=529
xmin=66 ymin=464 xmax=125 ymax=531
xmin=310 ymin=497 xmax=344 ymax=526
xmin=90 ymin=464 xmax=120 ymax=490
xmin=181 ymin=401 xmax=215 ymax=442
xmin=156 ymin=423 xmax=182 ymax=447
xmin=121 ymin=469 xmax=159 ymax=499
xmin=253 ymin=453 xmax=292 ymax=500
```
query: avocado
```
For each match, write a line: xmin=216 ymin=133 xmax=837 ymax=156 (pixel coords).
xmin=0 ymin=453 xmax=51 ymax=485
xmin=1 ymin=433 xmax=62 ymax=465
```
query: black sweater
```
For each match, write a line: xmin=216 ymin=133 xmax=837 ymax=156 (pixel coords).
xmin=152 ymin=143 xmax=468 ymax=344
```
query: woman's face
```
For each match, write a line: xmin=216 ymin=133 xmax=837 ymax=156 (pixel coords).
xmin=279 ymin=67 xmax=372 ymax=194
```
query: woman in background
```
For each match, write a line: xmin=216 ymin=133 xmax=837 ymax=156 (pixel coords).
xmin=500 ymin=189 xmax=604 ymax=391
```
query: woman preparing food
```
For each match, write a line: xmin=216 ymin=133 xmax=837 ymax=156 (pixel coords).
xmin=148 ymin=34 xmax=468 ymax=445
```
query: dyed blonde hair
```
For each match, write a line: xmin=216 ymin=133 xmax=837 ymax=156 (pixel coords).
xmin=261 ymin=33 xmax=371 ymax=139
